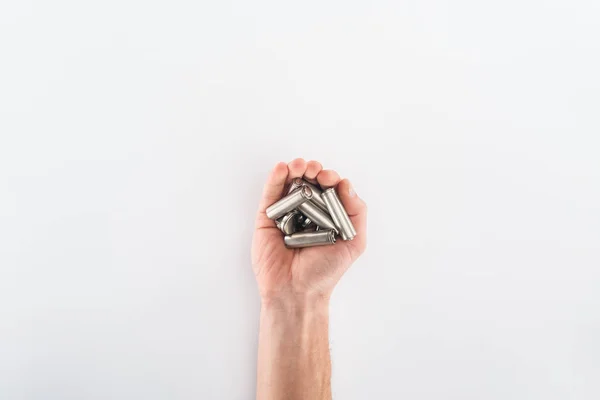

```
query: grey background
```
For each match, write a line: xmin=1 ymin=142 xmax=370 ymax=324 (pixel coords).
xmin=1 ymin=0 xmax=599 ymax=399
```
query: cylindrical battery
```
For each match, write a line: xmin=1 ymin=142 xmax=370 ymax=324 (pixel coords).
xmin=287 ymin=178 xmax=329 ymax=213
xmin=276 ymin=210 xmax=302 ymax=235
xmin=298 ymin=200 xmax=338 ymax=232
xmin=284 ymin=229 xmax=336 ymax=248
xmin=321 ymin=187 xmax=357 ymax=241
xmin=302 ymin=180 xmax=329 ymax=213
xmin=287 ymin=177 xmax=304 ymax=195
xmin=266 ymin=186 xmax=313 ymax=220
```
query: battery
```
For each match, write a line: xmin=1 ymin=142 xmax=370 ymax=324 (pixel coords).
xmin=276 ymin=210 xmax=302 ymax=235
xmin=287 ymin=177 xmax=304 ymax=195
xmin=301 ymin=180 xmax=329 ymax=213
xmin=321 ymin=187 xmax=357 ymax=240
xmin=266 ymin=186 xmax=313 ymax=220
xmin=284 ymin=229 xmax=336 ymax=248
xmin=287 ymin=178 xmax=329 ymax=213
xmin=298 ymin=200 xmax=338 ymax=232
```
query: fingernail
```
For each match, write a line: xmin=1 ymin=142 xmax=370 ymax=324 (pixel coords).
xmin=348 ymin=182 xmax=356 ymax=197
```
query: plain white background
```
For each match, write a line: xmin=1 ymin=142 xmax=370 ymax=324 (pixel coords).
xmin=1 ymin=1 xmax=599 ymax=399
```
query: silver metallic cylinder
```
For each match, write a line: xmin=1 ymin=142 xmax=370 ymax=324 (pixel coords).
xmin=266 ymin=186 xmax=313 ymax=220
xmin=284 ymin=229 xmax=336 ymax=248
xmin=276 ymin=210 xmax=302 ymax=235
xmin=287 ymin=177 xmax=304 ymax=195
xmin=321 ymin=187 xmax=357 ymax=241
xmin=298 ymin=200 xmax=338 ymax=232
xmin=287 ymin=178 xmax=329 ymax=213
xmin=302 ymin=180 xmax=329 ymax=213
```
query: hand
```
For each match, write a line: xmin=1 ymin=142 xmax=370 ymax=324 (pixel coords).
xmin=251 ymin=159 xmax=368 ymax=305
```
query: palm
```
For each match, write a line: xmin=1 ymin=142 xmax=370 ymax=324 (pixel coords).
xmin=252 ymin=160 xmax=367 ymax=300
xmin=252 ymin=226 xmax=355 ymax=296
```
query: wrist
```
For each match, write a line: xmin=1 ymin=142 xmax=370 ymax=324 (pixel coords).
xmin=261 ymin=291 xmax=330 ymax=317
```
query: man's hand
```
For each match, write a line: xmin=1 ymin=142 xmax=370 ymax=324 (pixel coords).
xmin=252 ymin=158 xmax=368 ymax=305
xmin=252 ymin=159 xmax=367 ymax=400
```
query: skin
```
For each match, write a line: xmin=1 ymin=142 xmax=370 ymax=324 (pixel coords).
xmin=252 ymin=159 xmax=368 ymax=400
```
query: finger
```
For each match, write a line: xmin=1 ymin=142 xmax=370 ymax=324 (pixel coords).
xmin=286 ymin=158 xmax=307 ymax=184
xmin=316 ymin=169 xmax=341 ymax=189
xmin=303 ymin=160 xmax=323 ymax=184
xmin=337 ymin=179 xmax=367 ymax=257
xmin=256 ymin=162 xmax=289 ymax=228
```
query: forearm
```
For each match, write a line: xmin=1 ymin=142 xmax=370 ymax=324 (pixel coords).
xmin=256 ymin=296 xmax=332 ymax=400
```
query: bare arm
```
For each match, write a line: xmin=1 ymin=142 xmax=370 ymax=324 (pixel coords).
xmin=252 ymin=159 xmax=368 ymax=400
xmin=257 ymin=297 xmax=331 ymax=400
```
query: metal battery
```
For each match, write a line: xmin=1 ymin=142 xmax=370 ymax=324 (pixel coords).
xmin=276 ymin=210 xmax=302 ymax=235
xmin=287 ymin=178 xmax=329 ymax=213
xmin=284 ymin=229 xmax=337 ymax=248
xmin=321 ymin=187 xmax=357 ymax=241
xmin=266 ymin=186 xmax=313 ymax=220
xmin=301 ymin=180 xmax=329 ymax=213
xmin=287 ymin=177 xmax=305 ymax=194
xmin=298 ymin=200 xmax=338 ymax=232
